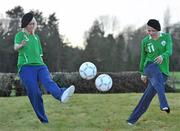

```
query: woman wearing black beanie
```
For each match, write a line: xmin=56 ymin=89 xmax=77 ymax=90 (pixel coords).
xmin=127 ymin=19 xmax=173 ymax=125
xmin=14 ymin=12 xmax=75 ymax=123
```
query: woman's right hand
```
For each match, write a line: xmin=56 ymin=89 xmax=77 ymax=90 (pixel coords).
xmin=14 ymin=40 xmax=27 ymax=51
xmin=21 ymin=40 xmax=27 ymax=47
xmin=141 ymin=75 xmax=147 ymax=84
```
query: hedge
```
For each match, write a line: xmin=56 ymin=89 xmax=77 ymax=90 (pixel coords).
xmin=0 ymin=72 xmax=175 ymax=97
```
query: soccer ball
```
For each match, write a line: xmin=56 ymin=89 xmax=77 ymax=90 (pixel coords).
xmin=95 ymin=74 xmax=113 ymax=92
xmin=79 ymin=62 xmax=97 ymax=80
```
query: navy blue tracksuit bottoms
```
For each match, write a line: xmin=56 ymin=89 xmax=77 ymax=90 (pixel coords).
xmin=19 ymin=65 xmax=65 ymax=123
xmin=127 ymin=63 xmax=169 ymax=124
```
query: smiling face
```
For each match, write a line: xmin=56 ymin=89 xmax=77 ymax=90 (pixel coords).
xmin=146 ymin=25 xmax=160 ymax=39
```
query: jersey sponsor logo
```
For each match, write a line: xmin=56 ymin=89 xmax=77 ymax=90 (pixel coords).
xmin=161 ymin=40 xmax=166 ymax=46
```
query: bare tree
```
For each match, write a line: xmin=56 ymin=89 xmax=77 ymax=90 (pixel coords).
xmin=97 ymin=15 xmax=121 ymax=36
xmin=163 ymin=7 xmax=171 ymax=33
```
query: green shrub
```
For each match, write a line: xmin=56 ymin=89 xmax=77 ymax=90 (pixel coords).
xmin=0 ymin=72 xmax=175 ymax=97
xmin=52 ymin=72 xmax=175 ymax=93
xmin=0 ymin=73 xmax=15 ymax=96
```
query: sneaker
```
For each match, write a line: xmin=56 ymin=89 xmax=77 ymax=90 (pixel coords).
xmin=61 ymin=85 xmax=75 ymax=103
xmin=162 ymin=107 xmax=170 ymax=113
xmin=127 ymin=122 xmax=134 ymax=126
xmin=126 ymin=120 xmax=134 ymax=126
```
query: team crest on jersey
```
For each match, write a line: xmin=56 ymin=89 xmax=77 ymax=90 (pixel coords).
xmin=161 ymin=41 xmax=166 ymax=46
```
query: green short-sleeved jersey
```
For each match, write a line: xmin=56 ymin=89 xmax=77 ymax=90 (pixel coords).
xmin=139 ymin=33 xmax=173 ymax=76
xmin=14 ymin=31 xmax=45 ymax=72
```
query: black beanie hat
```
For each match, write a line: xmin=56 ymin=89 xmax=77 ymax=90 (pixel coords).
xmin=147 ymin=19 xmax=161 ymax=31
xmin=21 ymin=12 xmax=34 ymax=28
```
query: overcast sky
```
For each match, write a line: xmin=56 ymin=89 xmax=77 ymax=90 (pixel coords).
xmin=1 ymin=0 xmax=180 ymax=47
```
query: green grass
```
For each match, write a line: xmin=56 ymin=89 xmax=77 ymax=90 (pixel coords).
xmin=0 ymin=93 xmax=180 ymax=131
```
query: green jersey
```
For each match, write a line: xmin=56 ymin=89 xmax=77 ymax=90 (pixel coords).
xmin=14 ymin=30 xmax=45 ymax=72
xmin=139 ymin=33 xmax=173 ymax=76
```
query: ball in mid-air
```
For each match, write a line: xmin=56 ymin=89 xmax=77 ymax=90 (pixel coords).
xmin=79 ymin=62 xmax=97 ymax=80
xmin=95 ymin=74 xmax=113 ymax=92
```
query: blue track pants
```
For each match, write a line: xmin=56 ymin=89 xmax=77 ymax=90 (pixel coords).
xmin=127 ymin=63 xmax=169 ymax=124
xmin=19 ymin=65 xmax=65 ymax=123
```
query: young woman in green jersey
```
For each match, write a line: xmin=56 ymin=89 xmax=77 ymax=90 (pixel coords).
xmin=127 ymin=19 xmax=173 ymax=125
xmin=14 ymin=12 xmax=75 ymax=123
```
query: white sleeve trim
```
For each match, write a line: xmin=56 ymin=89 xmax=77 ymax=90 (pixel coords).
xmin=14 ymin=43 xmax=22 ymax=51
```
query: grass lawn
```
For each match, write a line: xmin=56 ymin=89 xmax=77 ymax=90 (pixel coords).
xmin=0 ymin=93 xmax=180 ymax=131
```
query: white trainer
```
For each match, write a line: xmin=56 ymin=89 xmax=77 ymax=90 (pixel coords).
xmin=127 ymin=122 xmax=134 ymax=126
xmin=162 ymin=107 xmax=170 ymax=113
xmin=61 ymin=85 xmax=75 ymax=103
xmin=162 ymin=107 xmax=168 ymax=110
